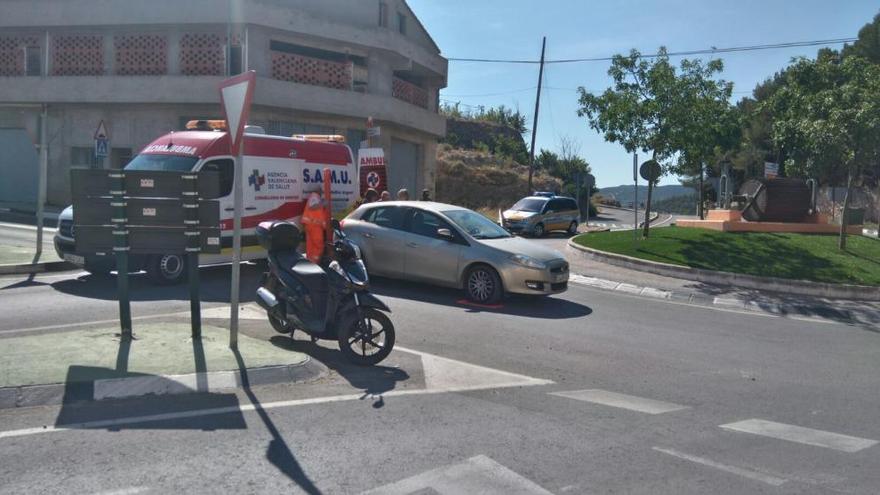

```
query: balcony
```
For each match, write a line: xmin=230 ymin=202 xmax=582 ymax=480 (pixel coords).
xmin=392 ymin=77 xmax=428 ymax=109
xmin=271 ymin=51 xmax=353 ymax=91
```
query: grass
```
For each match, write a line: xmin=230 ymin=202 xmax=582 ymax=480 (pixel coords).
xmin=573 ymin=226 xmax=880 ymax=286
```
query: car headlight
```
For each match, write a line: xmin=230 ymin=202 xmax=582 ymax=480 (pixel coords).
xmin=509 ymin=254 xmax=547 ymax=270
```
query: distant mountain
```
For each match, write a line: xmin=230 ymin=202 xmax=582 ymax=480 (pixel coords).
xmin=597 ymin=185 xmax=693 ymax=206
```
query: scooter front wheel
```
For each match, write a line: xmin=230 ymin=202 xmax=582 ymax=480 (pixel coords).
xmin=338 ymin=308 xmax=395 ymax=366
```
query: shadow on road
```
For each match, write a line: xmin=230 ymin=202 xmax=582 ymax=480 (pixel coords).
xmin=269 ymin=335 xmax=410 ymax=398
xmin=369 ymin=277 xmax=593 ymax=320
xmin=48 ymin=263 xmax=265 ymax=303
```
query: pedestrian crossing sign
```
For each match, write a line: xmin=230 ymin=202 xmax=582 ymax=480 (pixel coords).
xmin=95 ymin=138 xmax=109 ymax=158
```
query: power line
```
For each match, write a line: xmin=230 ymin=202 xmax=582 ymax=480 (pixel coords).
xmin=440 ymin=86 xmax=536 ymax=97
xmin=447 ymin=37 xmax=858 ymax=64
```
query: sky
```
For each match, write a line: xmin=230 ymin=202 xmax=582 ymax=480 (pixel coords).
xmin=407 ymin=0 xmax=879 ymax=188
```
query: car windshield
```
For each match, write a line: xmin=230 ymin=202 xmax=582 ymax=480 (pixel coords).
xmin=511 ymin=198 xmax=547 ymax=212
xmin=443 ymin=209 xmax=511 ymax=240
xmin=124 ymin=154 xmax=198 ymax=172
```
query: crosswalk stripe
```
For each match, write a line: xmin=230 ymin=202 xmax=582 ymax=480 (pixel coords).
xmin=549 ymin=389 xmax=688 ymax=414
xmin=720 ymin=419 xmax=878 ymax=453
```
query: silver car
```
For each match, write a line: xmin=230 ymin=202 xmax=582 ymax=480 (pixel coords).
xmin=341 ymin=202 xmax=569 ymax=304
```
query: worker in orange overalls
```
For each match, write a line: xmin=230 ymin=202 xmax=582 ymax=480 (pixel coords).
xmin=301 ymin=190 xmax=328 ymax=264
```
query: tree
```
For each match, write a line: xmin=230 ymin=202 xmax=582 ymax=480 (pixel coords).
xmin=842 ymin=12 xmax=880 ymax=64
xmin=669 ymin=59 xmax=738 ymax=219
xmin=763 ymin=55 xmax=880 ymax=249
xmin=578 ymin=47 xmax=723 ymax=237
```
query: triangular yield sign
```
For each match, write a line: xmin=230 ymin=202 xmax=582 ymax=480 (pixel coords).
xmin=219 ymin=70 xmax=256 ymax=155
xmin=222 ymin=81 xmax=249 ymax=147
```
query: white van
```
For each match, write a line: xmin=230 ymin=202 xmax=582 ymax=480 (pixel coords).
xmin=55 ymin=124 xmax=358 ymax=284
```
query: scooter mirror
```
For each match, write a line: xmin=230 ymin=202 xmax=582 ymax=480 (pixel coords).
xmin=331 ymin=219 xmax=341 ymax=230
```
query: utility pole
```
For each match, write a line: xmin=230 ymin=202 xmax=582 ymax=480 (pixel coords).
xmin=527 ymin=36 xmax=546 ymax=194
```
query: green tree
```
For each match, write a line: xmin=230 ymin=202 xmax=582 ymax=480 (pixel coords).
xmin=763 ymin=55 xmax=880 ymax=249
xmin=842 ymin=12 xmax=880 ymax=64
xmin=577 ymin=47 xmax=719 ymax=237
xmin=669 ymin=58 xmax=738 ymax=219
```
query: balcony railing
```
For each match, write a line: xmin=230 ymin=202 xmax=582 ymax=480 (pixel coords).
xmin=271 ymin=51 xmax=353 ymax=91
xmin=392 ymin=77 xmax=428 ymax=109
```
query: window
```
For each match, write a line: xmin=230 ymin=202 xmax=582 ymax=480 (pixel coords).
xmin=124 ymin=154 xmax=199 ymax=172
xmin=200 ymin=159 xmax=234 ymax=197
xmin=228 ymin=45 xmax=242 ymax=75
xmin=409 ymin=210 xmax=454 ymax=238
xmin=110 ymin=148 xmax=132 ymax=170
xmin=70 ymin=146 xmax=97 ymax=168
xmin=443 ymin=209 xmax=511 ymax=240
xmin=363 ymin=206 xmax=405 ymax=231
xmin=379 ymin=2 xmax=388 ymax=27
xmin=562 ymin=199 xmax=578 ymax=211
xmin=397 ymin=12 xmax=407 ymax=35
xmin=511 ymin=198 xmax=547 ymax=213
xmin=546 ymin=199 xmax=566 ymax=213
xmin=25 ymin=46 xmax=40 ymax=76
xmin=346 ymin=129 xmax=366 ymax=150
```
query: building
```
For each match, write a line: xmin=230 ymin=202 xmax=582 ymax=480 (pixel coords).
xmin=0 ymin=0 xmax=447 ymax=207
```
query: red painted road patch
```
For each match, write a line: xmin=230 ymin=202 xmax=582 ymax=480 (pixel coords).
xmin=456 ymin=299 xmax=504 ymax=310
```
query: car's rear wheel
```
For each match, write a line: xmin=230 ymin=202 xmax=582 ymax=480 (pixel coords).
xmin=567 ymin=221 xmax=579 ymax=236
xmin=532 ymin=223 xmax=545 ymax=238
xmin=146 ymin=254 xmax=187 ymax=285
xmin=464 ymin=264 xmax=502 ymax=304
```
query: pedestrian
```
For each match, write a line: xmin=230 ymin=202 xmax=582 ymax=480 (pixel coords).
xmin=380 ymin=190 xmax=391 ymax=201
xmin=397 ymin=188 xmax=410 ymax=201
xmin=301 ymin=189 xmax=328 ymax=264
xmin=363 ymin=188 xmax=379 ymax=204
xmin=420 ymin=189 xmax=431 ymax=201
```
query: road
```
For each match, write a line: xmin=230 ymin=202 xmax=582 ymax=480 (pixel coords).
xmin=1 ymin=259 xmax=878 ymax=494
xmin=588 ymin=206 xmax=681 ymax=231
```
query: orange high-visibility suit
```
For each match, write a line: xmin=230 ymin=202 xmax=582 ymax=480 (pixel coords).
xmin=301 ymin=192 xmax=328 ymax=264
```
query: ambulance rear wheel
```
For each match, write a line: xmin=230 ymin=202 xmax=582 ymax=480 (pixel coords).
xmin=146 ymin=254 xmax=187 ymax=285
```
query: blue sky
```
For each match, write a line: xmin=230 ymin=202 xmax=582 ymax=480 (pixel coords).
xmin=408 ymin=0 xmax=879 ymax=188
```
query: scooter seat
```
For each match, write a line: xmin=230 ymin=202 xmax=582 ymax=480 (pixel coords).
xmin=271 ymin=250 xmax=329 ymax=299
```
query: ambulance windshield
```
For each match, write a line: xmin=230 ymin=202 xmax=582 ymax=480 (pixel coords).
xmin=125 ymin=154 xmax=198 ymax=172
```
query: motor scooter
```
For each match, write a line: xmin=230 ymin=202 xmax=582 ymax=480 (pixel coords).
xmin=254 ymin=219 xmax=395 ymax=366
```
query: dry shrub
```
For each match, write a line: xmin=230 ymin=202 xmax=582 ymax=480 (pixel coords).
xmin=435 ymin=148 xmax=562 ymax=210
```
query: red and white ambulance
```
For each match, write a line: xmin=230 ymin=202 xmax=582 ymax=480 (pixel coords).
xmin=54 ymin=122 xmax=359 ymax=284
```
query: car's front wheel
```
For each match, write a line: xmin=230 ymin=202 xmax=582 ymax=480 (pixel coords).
xmin=146 ymin=254 xmax=187 ymax=285
xmin=531 ymin=223 xmax=545 ymax=238
xmin=464 ymin=264 xmax=503 ymax=304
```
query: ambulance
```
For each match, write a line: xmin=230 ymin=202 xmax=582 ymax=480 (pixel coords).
xmin=54 ymin=121 xmax=359 ymax=284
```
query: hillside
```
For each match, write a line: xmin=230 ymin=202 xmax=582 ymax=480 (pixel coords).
xmin=435 ymin=145 xmax=562 ymax=210
xmin=598 ymin=185 xmax=693 ymax=206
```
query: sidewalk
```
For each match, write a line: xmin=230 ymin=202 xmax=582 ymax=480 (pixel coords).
xmin=0 ymin=221 xmax=71 ymax=274
xmin=565 ymin=243 xmax=880 ymax=328
xmin=0 ymin=308 xmax=321 ymax=409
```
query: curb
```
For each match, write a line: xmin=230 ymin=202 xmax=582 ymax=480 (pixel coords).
xmin=0 ymin=260 xmax=76 ymax=275
xmin=0 ymin=358 xmax=325 ymax=410
xmin=567 ymin=239 xmax=880 ymax=301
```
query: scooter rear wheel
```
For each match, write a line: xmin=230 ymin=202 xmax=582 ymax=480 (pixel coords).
xmin=338 ymin=308 xmax=395 ymax=366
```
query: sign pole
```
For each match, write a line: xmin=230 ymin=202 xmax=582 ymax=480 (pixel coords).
xmin=35 ymin=105 xmax=48 ymax=261
xmin=110 ymin=171 xmax=132 ymax=338
xmin=633 ymin=153 xmax=638 ymax=243
xmin=184 ymin=173 xmax=202 ymax=338
xmin=229 ymin=152 xmax=242 ymax=348
xmin=219 ymin=70 xmax=256 ymax=349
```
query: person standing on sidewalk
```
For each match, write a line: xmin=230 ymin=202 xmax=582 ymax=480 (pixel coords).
xmin=301 ymin=190 xmax=328 ymax=264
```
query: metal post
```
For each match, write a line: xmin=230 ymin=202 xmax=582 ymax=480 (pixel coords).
xmin=526 ymin=36 xmax=546 ymax=194
xmin=35 ymin=104 xmax=48 ymax=261
xmin=633 ymin=153 xmax=638 ymax=242
xmin=110 ymin=171 xmax=131 ymax=338
xmin=229 ymin=153 xmax=243 ymax=348
xmin=184 ymin=173 xmax=202 ymax=338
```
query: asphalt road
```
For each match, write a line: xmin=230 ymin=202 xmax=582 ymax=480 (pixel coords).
xmin=1 ymin=261 xmax=879 ymax=494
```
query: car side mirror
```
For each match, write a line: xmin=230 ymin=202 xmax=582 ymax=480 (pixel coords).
xmin=437 ymin=228 xmax=455 ymax=241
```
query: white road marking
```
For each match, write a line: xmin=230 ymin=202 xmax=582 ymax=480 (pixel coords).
xmin=614 ymin=283 xmax=643 ymax=295
xmin=0 ymin=347 xmax=552 ymax=440
xmin=720 ymin=419 xmax=878 ymax=453
xmin=549 ymin=389 xmax=688 ymax=414
xmin=652 ymin=447 xmax=787 ymax=487
xmin=361 ymin=455 xmax=554 ymax=495
xmin=0 ymin=221 xmax=57 ymax=232
xmin=0 ymin=308 xmax=223 ymax=336
xmin=92 ymin=487 xmax=150 ymax=495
